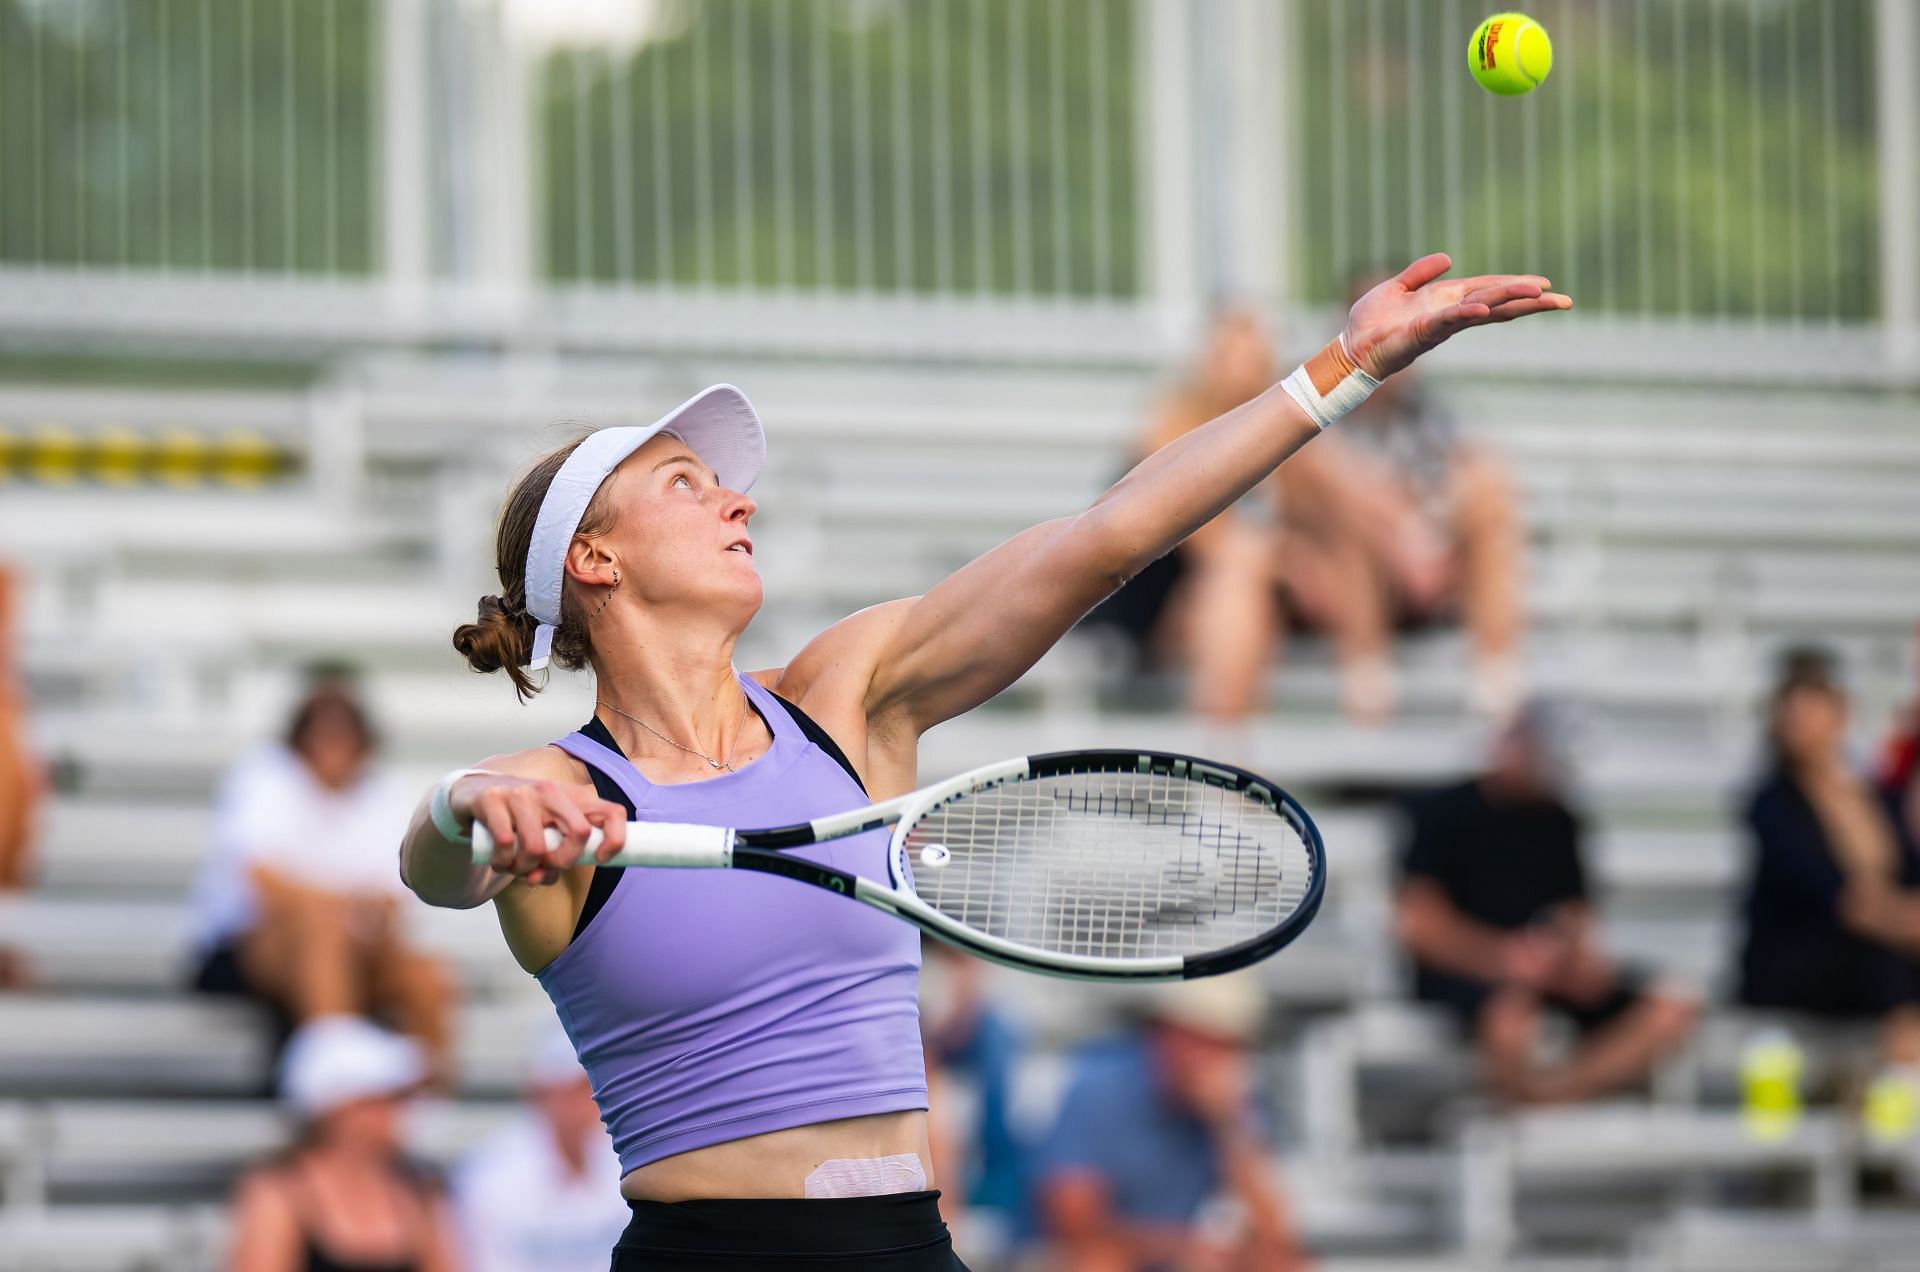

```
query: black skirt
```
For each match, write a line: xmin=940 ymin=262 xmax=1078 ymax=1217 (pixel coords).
xmin=610 ymin=1190 xmax=970 ymax=1271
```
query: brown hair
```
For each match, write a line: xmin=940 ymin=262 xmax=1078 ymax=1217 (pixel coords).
xmin=452 ymin=437 xmax=620 ymax=700
xmin=285 ymin=679 xmax=379 ymax=759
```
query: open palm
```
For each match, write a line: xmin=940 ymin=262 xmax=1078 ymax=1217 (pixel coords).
xmin=1344 ymin=253 xmax=1573 ymax=380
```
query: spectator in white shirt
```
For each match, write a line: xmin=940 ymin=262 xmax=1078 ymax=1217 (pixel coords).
xmin=452 ymin=1027 xmax=630 ymax=1272
xmin=188 ymin=674 xmax=453 ymax=1082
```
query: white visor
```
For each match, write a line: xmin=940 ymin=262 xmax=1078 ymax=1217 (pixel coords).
xmin=522 ymin=384 xmax=765 ymax=669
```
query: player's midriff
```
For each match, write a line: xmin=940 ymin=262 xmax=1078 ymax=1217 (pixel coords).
xmin=534 ymin=673 xmax=931 ymax=1193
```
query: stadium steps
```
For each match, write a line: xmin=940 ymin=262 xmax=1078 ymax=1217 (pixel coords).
xmin=0 ymin=994 xmax=563 ymax=1101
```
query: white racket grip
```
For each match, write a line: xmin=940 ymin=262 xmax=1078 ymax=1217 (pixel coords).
xmin=469 ymin=821 xmax=733 ymax=868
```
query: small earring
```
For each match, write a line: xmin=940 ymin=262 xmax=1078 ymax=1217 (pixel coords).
xmin=588 ymin=569 xmax=621 ymax=621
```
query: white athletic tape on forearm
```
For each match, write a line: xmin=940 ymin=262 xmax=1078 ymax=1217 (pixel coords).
xmin=429 ymin=768 xmax=499 ymax=844
xmin=1279 ymin=334 xmax=1381 ymax=429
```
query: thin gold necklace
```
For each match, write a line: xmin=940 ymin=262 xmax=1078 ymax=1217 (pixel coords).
xmin=596 ymin=689 xmax=750 ymax=772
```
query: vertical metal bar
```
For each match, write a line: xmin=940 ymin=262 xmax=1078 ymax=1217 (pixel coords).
xmin=242 ymin=0 xmax=254 ymax=272
xmin=611 ymin=35 xmax=635 ymax=284
xmin=968 ymin=0 xmax=992 ymax=292
xmin=284 ymin=0 xmax=296 ymax=274
xmin=383 ymin=0 xmax=430 ymax=310
xmin=571 ymin=50 xmax=593 ymax=281
xmin=810 ymin=3 xmax=835 ymax=287
xmin=76 ymin=13 xmax=88 ymax=264
xmin=1443 ymin=0 xmax=1461 ymax=267
xmin=1366 ymin=0 xmax=1385 ymax=266
xmin=1407 ymin=0 xmax=1424 ymax=258
xmin=773 ymin=0 xmax=797 ymax=290
xmin=734 ymin=0 xmax=756 ymax=288
xmin=1878 ymin=0 xmax=1920 ymax=367
xmin=202 ymin=0 xmax=214 ymax=270
xmin=32 ymin=10 xmax=45 ymax=265
xmin=853 ymin=5 xmax=877 ymax=291
xmin=1598 ymin=2 xmax=1613 ymax=312
xmin=1009 ymin=0 xmax=1033 ymax=295
xmin=1749 ymin=1 xmax=1763 ymax=317
xmin=1048 ymin=0 xmax=1070 ymax=296
xmin=325 ymin=0 xmax=339 ymax=274
xmin=1672 ymin=0 xmax=1687 ymax=315
xmin=1558 ymin=0 xmax=1574 ymax=299
xmin=120 ymin=0 xmax=131 ymax=269
xmin=1089 ymin=0 xmax=1112 ymax=296
xmin=1786 ymin=0 xmax=1802 ymax=325
xmin=652 ymin=23 xmax=675 ymax=283
xmin=1330 ymin=0 xmax=1346 ymax=279
xmin=892 ymin=1 xmax=916 ymax=292
xmin=1822 ymin=0 xmax=1840 ymax=324
xmin=1221 ymin=0 xmax=1284 ymax=309
xmin=1711 ymin=0 xmax=1726 ymax=318
xmin=932 ymin=0 xmax=956 ymax=293
xmin=1140 ymin=0 xmax=1200 ymax=338
xmin=1635 ymin=0 xmax=1651 ymax=314
xmin=161 ymin=2 xmax=172 ymax=269
xmin=693 ymin=11 xmax=716 ymax=286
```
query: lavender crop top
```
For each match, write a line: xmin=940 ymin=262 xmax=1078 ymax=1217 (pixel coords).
xmin=534 ymin=674 xmax=927 ymax=1174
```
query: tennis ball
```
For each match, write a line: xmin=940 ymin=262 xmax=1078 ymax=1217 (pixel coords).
xmin=1469 ymin=12 xmax=1552 ymax=96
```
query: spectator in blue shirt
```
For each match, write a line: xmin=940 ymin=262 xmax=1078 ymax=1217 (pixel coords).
xmin=922 ymin=942 xmax=1033 ymax=1257
xmin=1035 ymin=977 xmax=1307 ymax=1272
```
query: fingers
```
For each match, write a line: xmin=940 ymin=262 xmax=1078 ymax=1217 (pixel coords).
xmin=472 ymin=780 xmax=612 ymax=886
xmin=1393 ymin=253 xmax=1454 ymax=292
xmin=1459 ymin=280 xmax=1547 ymax=310
xmin=583 ymin=798 xmax=630 ymax=864
xmin=1479 ymin=293 xmax=1573 ymax=323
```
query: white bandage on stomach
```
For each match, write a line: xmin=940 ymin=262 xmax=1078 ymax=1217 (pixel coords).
xmin=1279 ymin=334 xmax=1381 ymax=429
xmin=802 ymin=1154 xmax=929 ymax=1199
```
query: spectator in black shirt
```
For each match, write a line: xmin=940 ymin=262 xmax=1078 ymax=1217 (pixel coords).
xmin=1395 ymin=704 xmax=1698 ymax=1102
xmin=1737 ymin=649 xmax=1920 ymax=1064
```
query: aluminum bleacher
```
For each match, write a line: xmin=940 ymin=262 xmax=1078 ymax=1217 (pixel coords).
xmin=4 ymin=359 xmax=1918 ymax=1270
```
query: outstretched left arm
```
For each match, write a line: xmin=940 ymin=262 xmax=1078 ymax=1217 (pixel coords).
xmin=850 ymin=255 xmax=1569 ymax=735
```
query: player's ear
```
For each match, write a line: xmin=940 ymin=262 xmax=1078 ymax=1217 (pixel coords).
xmin=563 ymin=536 xmax=618 ymax=588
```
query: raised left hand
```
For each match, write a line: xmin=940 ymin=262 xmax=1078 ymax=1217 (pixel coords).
xmin=1343 ymin=253 xmax=1573 ymax=380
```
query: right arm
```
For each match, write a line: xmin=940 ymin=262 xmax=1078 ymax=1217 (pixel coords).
xmin=398 ymin=748 xmax=628 ymax=909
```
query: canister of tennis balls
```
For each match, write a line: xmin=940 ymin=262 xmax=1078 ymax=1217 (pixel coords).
xmin=1470 ymin=12 xmax=1552 ymax=96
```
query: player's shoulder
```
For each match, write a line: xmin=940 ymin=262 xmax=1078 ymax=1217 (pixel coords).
xmin=469 ymin=742 xmax=588 ymax=785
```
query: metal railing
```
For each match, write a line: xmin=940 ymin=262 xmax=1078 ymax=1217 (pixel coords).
xmin=0 ymin=0 xmax=1912 ymax=377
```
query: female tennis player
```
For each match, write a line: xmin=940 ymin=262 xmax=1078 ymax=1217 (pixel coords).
xmin=401 ymin=254 xmax=1569 ymax=1270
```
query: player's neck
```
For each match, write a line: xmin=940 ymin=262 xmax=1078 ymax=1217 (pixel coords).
xmin=590 ymin=630 xmax=748 ymax=759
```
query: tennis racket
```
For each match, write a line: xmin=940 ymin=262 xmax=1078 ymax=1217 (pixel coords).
xmin=471 ymin=749 xmax=1325 ymax=982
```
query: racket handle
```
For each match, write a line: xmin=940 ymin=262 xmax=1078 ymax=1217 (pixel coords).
xmin=471 ymin=821 xmax=735 ymax=869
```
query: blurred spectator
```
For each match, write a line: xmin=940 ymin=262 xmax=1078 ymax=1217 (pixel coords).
xmin=450 ymin=1024 xmax=628 ymax=1272
xmin=1396 ymin=704 xmax=1698 ymax=1103
xmin=1737 ymin=649 xmax=1920 ymax=1069
xmin=1035 ymin=977 xmax=1307 ymax=1272
xmin=1282 ymin=276 xmax=1529 ymax=717
xmin=921 ymin=941 xmax=1033 ymax=1251
xmin=1084 ymin=308 xmax=1384 ymax=724
xmin=228 ymin=1015 xmax=460 ymax=1272
xmin=187 ymin=672 xmax=453 ymax=1081
xmin=0 ymin=564 xmax=45 ymax=986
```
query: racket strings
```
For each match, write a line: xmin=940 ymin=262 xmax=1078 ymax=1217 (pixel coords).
xmin=902 ymin=768 xmax=1313 ymax=960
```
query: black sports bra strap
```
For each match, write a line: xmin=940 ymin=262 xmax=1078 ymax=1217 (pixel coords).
xmin=767 ymin=691 xmax=867 ymax=795
xmin=566 ymin=719 xmax=634 ymax=943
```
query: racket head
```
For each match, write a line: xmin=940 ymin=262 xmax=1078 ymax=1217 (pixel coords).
xmin=885 ymin=750 xmax=1326 ymax=981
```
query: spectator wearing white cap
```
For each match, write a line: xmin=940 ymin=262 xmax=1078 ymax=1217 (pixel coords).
xmin=451 ymin=1025 xmax=629 ymax=1272
xmin=227 ymin=1016 xmax=459 ymax=1272
xmin=1035 ymin=977 xmax=1308 ymax=1272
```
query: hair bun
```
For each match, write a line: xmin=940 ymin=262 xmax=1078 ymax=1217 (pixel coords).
xmin=453 ymin=595 xmax=534 ymax=686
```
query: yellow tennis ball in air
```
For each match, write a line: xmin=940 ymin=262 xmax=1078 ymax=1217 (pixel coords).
xmin=1469 ymin=12 xmax=1552 ymax=95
